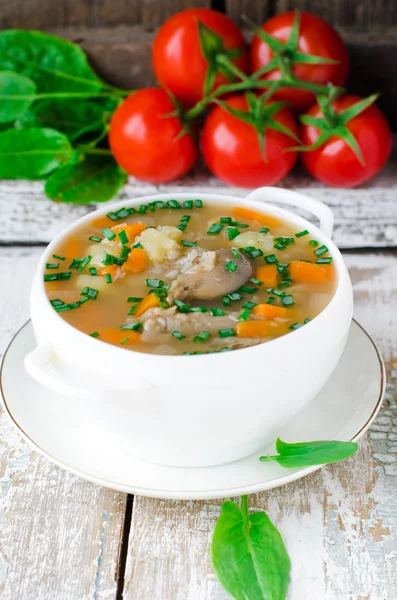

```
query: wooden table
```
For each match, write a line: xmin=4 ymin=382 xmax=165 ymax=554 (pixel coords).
xmin=1 ymin=166 xmax=396 ymax=599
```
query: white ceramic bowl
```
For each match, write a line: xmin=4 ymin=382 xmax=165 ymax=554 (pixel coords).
xmin=25 ymin=187 xmax=353 ymax=467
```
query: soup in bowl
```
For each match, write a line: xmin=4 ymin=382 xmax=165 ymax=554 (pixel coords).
xmin=26 ymin=187 xmax=353 ymax=467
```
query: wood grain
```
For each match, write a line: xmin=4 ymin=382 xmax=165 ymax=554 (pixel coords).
xmin=0 ymin=247 xmax=126 ymax=600
xmin=123 ymin=250 xmax=397 ymax=599
xmin=1 ymin=153 xmax=397 ymax=248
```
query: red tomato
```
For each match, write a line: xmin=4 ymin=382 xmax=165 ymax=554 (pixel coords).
xmin=300 ymin=95 xmax=392 ymax=187
xmin=250 ymin=12 xmax=349 ymax=112
xmin=201 ymin=94 xmax=298 ymax=188
xmin=109 ymin=88 xmax=198 ymax=183
xmin=152 ymin=8 xmax=248 ymax=107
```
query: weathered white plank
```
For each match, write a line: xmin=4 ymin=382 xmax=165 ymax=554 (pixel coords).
xmin=124 ymin=251 xmax=397 ymax=600
xmin=0 ymin=247 xmax=126 ymax=600
xmin=0 ymin=150 xmax=397 ymax=248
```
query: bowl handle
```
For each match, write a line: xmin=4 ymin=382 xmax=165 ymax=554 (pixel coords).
xmin=24 ymin=343 xmax=97 ymax=399
xmin=245 ymin=187 xmax=334 ymax=238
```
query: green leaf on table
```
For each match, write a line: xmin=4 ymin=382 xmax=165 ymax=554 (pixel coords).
xmin=45 ymin=155 xmax=127 ymax=204
xmin=260 ymin=438 xmax=358 ymax=468
xmin=0 ymin=128 xmax=76 ymax=179
xmin=0 ymin=71 xmax=36 ymax=123
xmin=16 ymin=97 xmax=116 ymax=141
xmin=0 ymin=30 xmax=103 ymax=93
xmin=212 ymin=498 xmax=290 ymax=600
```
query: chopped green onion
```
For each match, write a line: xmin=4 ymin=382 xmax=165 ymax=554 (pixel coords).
xmin=181 ymin=240 xmax=197 ymax=247
xmin=242 ymin=301 xmax=257 ymax=309
xmin=277 ymin=263 xmax=290 ymax=274
xmin=69 ymin=257 xmax=85 ymax=269
xmin=121 ymin=322 xmax=143 ymax=331
xmin=266 ymin=297 xmax=275 ymax=304
xmin=172 ymin=330 xmax=185 ymax=340
xmin=148 ymin=202 xmax=156 ymax=211
xmin=44 ymin=273 xmax=60 ymax=282
xmin=160 ymin=301 xmax=170 ymax=308
xmin=218 ymin=328 xmax=235 ymax=338
xmin=174 ymin=299 xmax=190 ymax=312
xmin=223 ymin=296 xmax=231 ymax=306
xmin=167 ymin=199 xmax=181 ymax=209
xmin=249 ymin=277 xmax=263 ymax=285
xmin=188 ymin=306 xmax=208 ymax=313
xmin=146 ymin=278 xmax=164 ymax=288
xmin=106 ymin=211 xmax=118 ymax=221
xmin=118 ymin=230 xmax=129 ymax=244
xmin=81 ymin=287 xmax=98 ymax=299
xmin=282 ymin=294 xmax=294 ymax=307
xmin=228 ymin=292 xmax=244 ymax=302
xmin=52 ymin=254 xmax=65 ymax=261
xmin=89 ymin=236 xmax=102 ymax=243
xmin=128 ymin=296 xmax=143 ymax=303
xmin=89 ymin=331 xmax=100 ymax=338
xmin=289 ymin=322 xmax=304 ymax=330
xmin=274 ymin=242 xmax=285 ymax=251
xmin=120 ymin=337 xmax=130 ymax=345
xmin=79 ymin=255 xmax=92 ymax=272
xmin=295 ymin=230 xmax=309 ymax=238
xmin=241 ymin=246 xmax=263 ymax=259
xmin=139 ymin=204 xmax=148 ymax=214
xmin=220 ymin=217 xmax=232 ymax=224
xmin=116 ymin=208 xmax=131 ymax=219
xmin=195 ymin=199 xmax=203 ymax=208
xmin=238 ymin=308 xmax=250 ymax=321
xmin=239 ymin=285 xmax=256 ymax=294
xmin=60 ymin=272 xmax=71 ymax=280
xmin=177 ymin=215 xmax=191 ymax=231
xmin=230 ymin=221 xmax=249 ymax=228
xmin=102 ymin=227 xmax=116 ymax=241
xmin=133 ymin=242 xmax=143 ymax=249
xmin=46 ymin=262 xmax=59 ymax=269
xmin=89 ymin=267 xmax=98 ymax=276
xmin=278 ymin=280 xmax=292 ymax=289
xmin=316 ymin=257 xmax=332 ymax=264
xmin=194 ymin=331 xmax=211 ymax=343
xmin=207 ymin=223 xmax=223 ymax=235
xmin=128 ymin=305 xmax=137 ymax=316
xmin=105 ymin=273 xmax=112 ymax=284
xmin=264 ymin=254 xmax=278 ymax=264
xmin=259 ymin=227 xmax=269 ymax=234
xmin=183 ymin=200 xmax=193 ymax=209
xmin=275 ymin=236 xmax=294 ymax=246
xmin=314 ymin=245 xmax=329 ymax=257
xmin=50 ymin=299 xmax=64 ymax=307
xmin=309 ymin=240 xmax=319 ymax=247
xmin=102 ymin=251 xmax=115 ymax=266
xmin=211 ymin=308 xmax=225 ymax=316
xmin=266 ymin=287 xmax=284 ymax=297
xmin=225 ymin=260 xmax=238 ymax=273
xmin=304 ymin=317 xmax=312 ymax=324
xmin=231 ymin=248 xmax=240 ymax=259
xmin=226 ymin=227 xmax=240 ymax=240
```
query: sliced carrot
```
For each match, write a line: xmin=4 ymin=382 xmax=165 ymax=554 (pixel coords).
xmin=252 ymin=304 xmax=290 ymax=319
xmin=122 ymin=248 xmax=146 ymax=273
xmin=100 ymin=264 xmax=120 ymax=278
xmin=95 ymin=328 xmax=141 ymax=346
xmin=233 ymin=206 xmax=280 ymax=228
xmin=134 ymin=293 xmax=160 ymax=317
xmin=256 ymin=265 xmax=278 ymax=288
xmin=91 ymin=215 xmax=114 ymax=229
xmin=111 ymin=221 xmax=147 ymax=240
xmin=289 ymin=261 xmax=329 ymax=283
xmin=235 ymin=320 xmax=290 ymax=338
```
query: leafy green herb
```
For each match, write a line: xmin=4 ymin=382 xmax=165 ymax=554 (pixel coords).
xmin=211 ymin=496 xmax=290 ymax=600
xmin=260 ymin=438 xmax=358 ymax=468
xmin=0 ymin=71 xmax=37 ymax=123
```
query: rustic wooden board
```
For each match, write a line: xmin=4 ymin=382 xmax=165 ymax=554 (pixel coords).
xmin=0 ymin=247 xmax=127 ymax=600
xmin=123 ymin=249 xmax=397 ymax=599
xmin=1 ymin=154 xmax=397 ymax=248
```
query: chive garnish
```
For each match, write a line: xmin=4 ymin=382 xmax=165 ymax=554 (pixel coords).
xmin=167 ymin=199 xmax=181 ymax=209
xmin=105 ymin=273 xmax=112 ymax=284
xmin=211 ymin=308 xmax=225 ymax=316
xmin=128 ymin=296 xmax=143 ymax=303
xmin=231 ymin=248 xmax=240 ymax=260
xmin=290 ymin=322 xmax=304 ymax=330
xmin=69 ymin=258 xmax=85 ymax=269
xmin=264 ymin=254 xmax=278 ymax=264
xmin=304 ymin=318 xmax=312 ymax=324
xmin=102 ymin=251 xmax=116 ymax=266
xmin=278 ymin=280 xmax=292 ymax=289
xmin=89 ymin=236 xmax=102 ymax=243
xmin=121 ymin=322 xmax=143 ymax=331
xmin=146 ymin=279 xmax=164 ymax=288
xmin=81 ymin=287 xmax=98 ymax=299
xmin=314 ymin=245 xmax=329 ymax=256
xmin=277 ymin=263 xmax=290 ymax=274
xmin=240 ymin=246 xmax=263 ymax=259
xmin=226 ymin=260 xmax=238 ymax=273
xmin=207 ymin=223 xmax=223 ymax=235
xmin=223 ymin=296 xmax=231 ymax=306
xmin=60 ymin=272 xmax=71 ymax=280
xmin=50 ymin=299 xmax=64 ymax=307
xmin=226 ymin=227 xmax=240 ymax=240
xmin=89 ymin=331 xmax=100 ymax=338
xmin=116 ymin=208 xmax=131 ymax=219
xmin=266 ymin=297 xmax=275 ymax=304
xmin=46 ymin=262 xmax=59 ymax=269
xmin=242 ymin=301 xmax=257 ymax=309
xmin=89 ymin=267 xmax=98 ymax=276
xmin=160 ymin=301 xmax=170 ymax=308
xmin=128 ymin=305 xmax=137 ymax=315
xmin=316 ymin=257 xmax=332 ymax=264
xmin=239 ymin=285 xmax=256 ymax=294
xmin=102 ymin=227 xmax=116 ymax=241
xmin=266 ymin=287 xmax=284 ymax=297
xmin=309 ymin=240 xmax=319 ymax=247
xmin=181 ymin=240 xmax=197 ymax=247
xmin=53 ymin=254 xmax=65 ymax=261
xmin=238 ymin=308 xmax=250 ymax=321
xmin=259 ymin=227 xmax=270 ymax=234
xmin=79 ymin=255 xmax=92 ymax=272
xmin=106 ymin=211 xmax=118 ymax=221
xmin=228 ymin=292 xmax=244 ymax=301
xmin=296 ymin=230 xmax=309 ymax=238
xmin=139 ymin=204 xmax=148 ymax=214
xmin=282 ymin=294 xmax=294 ymax=307
xmin=194 ymin=331 xmax=211 ymax=343
xmin=174 ymin=299 xmax=190 ymax=312
xmin=181 ymin=200 xmax=192 ymax=209
xmin=120 ymin=337 xmax=130 ymax=345
xmin=220 ymin=217 xmax=232 ymax=224
xmin=133 ymin=242 xmax=143 ymax=249
xmin=249 ymin=277 xmax=263 ymax=285
xmin=177 ymin=215 xmax=191 ymax=232
xmin=195 ymin=199 xmax=203 ymax=208
xmin=172 ymin=330 xmax=185 ymax=340
xmin=230 ymin=221 xmax=249 ymax=228
xmin=118 ymin=230 xmax=129 ymax=244
xmin=218 ymin=328 xmax=235 ymax=338
xmin=274 ymin=242 xmax=285 ymax=251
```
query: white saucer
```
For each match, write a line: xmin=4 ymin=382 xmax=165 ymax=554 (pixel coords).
xmin=1 ymin=321 xmax=385 ymax=500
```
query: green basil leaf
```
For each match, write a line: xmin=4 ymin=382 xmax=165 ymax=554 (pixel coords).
xmin=260 ymin=438 xmax=358 ymax=468
xmin=212 ymin=498 xmax=290 ymax=600
xmin=0 ymin=128 xmax=75 ymax=179
xmin=45 ymin=155 xmax=126 ymax=204
xmin=16 ymin=97 xmax=116 ymax=141
xmin=0 ymin=30 xmax=103 ymax=93
xmin=0 ymin=71 xmax=36 ymax=123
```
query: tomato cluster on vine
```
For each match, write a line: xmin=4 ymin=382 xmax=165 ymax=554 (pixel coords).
xmin=109 ymin=8 xmax=392 ymax=188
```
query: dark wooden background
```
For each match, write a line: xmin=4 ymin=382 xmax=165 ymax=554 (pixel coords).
xmin=1 ymin=0 xmax=397 ymax=127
